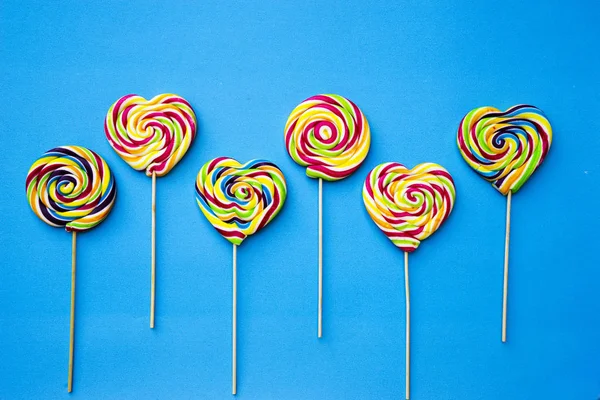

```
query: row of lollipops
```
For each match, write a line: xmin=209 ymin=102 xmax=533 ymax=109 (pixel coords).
xmin=25 ymin=94 xmax=552 ymax=398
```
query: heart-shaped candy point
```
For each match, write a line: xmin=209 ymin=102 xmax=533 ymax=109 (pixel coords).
xmin=105 ymin=93 xmax=197 ymax=177
xmin=195 ymin=157 xmax=287 ymax=245
xmin=363 ymin=162 xmax=456 ymax=252
xmin=457 ymin=104 xmax=552 ymax=195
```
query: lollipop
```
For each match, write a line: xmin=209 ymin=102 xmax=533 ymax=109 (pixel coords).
xmin=105 ymin=93 xmax=197 ymax=328
xmin=26 ymin=146 xmax=116 ymax=392
xmin=285 ymin=94 xmax=370 ymax=337
xmin=363 ymin=162 xmax=455 ymax=400
xmin=457 ymin=104 xmax=552 ymax=342
xmin=195 ymin=157 xmax=287 ymax=394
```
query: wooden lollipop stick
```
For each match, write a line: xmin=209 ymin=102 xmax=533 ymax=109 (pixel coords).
xmin=318 ymin=178 xmax=323 ymax=338
xmin=68 ymin=231 xmax=77 ymax=393
xmin=150 ymin=171 xmax=156 ymax=329
xmin=404 ymin=251 xmax=410 ymax=400
xmin=232 ymin=244 xmax=237 ymax=395
xmin=502 ymin=191 xmax=512 ymax=343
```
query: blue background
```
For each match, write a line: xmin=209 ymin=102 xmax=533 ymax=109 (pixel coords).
xmin=1 ymin=1 xmax=599 ymax=399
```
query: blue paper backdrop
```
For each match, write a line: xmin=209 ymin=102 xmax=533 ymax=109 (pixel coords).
xmin=1 ymin=1 xmax=599 ymax=399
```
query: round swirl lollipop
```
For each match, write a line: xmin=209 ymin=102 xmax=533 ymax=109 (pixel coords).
xmin=457 ymin=104 xmax=552 ymax=342
xmin=105 ymin=93 xmax=197 ymax=328
xmin=285 ymin=94 xmax=370 ymax=181
xmin=195 ymin=157 xmax=287 ymax=395
xmin=25 ymin=146 xmax=116 ymax=393
xmin=363 ymin=162 xmax=455 ymax=400
xmin=285 ymin=94 xmax=370 ymax=337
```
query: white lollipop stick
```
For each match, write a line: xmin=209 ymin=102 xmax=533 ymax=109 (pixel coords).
xmin=318 ymin=178 xmax=323 ymax=338
xmin=68 ymin=231 xmax=76 ymax=392
xmin=404 ymin=251 xmax=410 ymax=400
xmin=150 ymin=171 xmax=156 ymax=328
xmin=502 ymin=191 xmax=512 ymax=342
xmin=232 ymin=244 xmax=237 ymax=395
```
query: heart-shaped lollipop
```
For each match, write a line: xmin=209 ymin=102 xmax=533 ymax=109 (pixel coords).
xmin=195 ymin=157 xmax=287 ymax=245
xmin=195 ymin=157 xmax=286 ymax=394
xmin=363 ymin=162 xmax=455 ymax=252
xmin=363 ymin=161 xmax=455 ymax=399
xmin=105 ymin=93 xmax=197 ymax=176
xmin=457 ymin=104 xmax=552 ymax=194
xmin=105 ymin=93 xmax=197 ymax=328
xmin=457 ymin=104 xmax=552 ymax=342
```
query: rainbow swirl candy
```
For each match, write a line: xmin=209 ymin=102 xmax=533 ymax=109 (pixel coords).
xmin=26 ymin=146 xmax=117 ymax=232
xmin=363 ymin=162 xmax=455 ymax=252
xmin=284 ymin=94 xmax=370 ymax=181
xmin=195 ymin=157 xmax=287 ymax=245
xmin=457 ymin=104 xmax=552 ymax=195
xmin=105 ymin=93 xmax=197 ymax=177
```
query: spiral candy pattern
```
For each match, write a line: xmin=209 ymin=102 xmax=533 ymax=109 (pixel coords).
xmin=457 ymin=104 xmax=552 ymax=195
xmin=105 ymin=93 xmax=197 ymax=177
xmin=26 ymin=146 xmax=117 ymax=232
xmin=363 ymin=162 xmax=455 ymax=252
xmin=195 ymin=157 xmax=287 ymax=245
xmin=285 ymin=94 xmax=370 ymax=181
